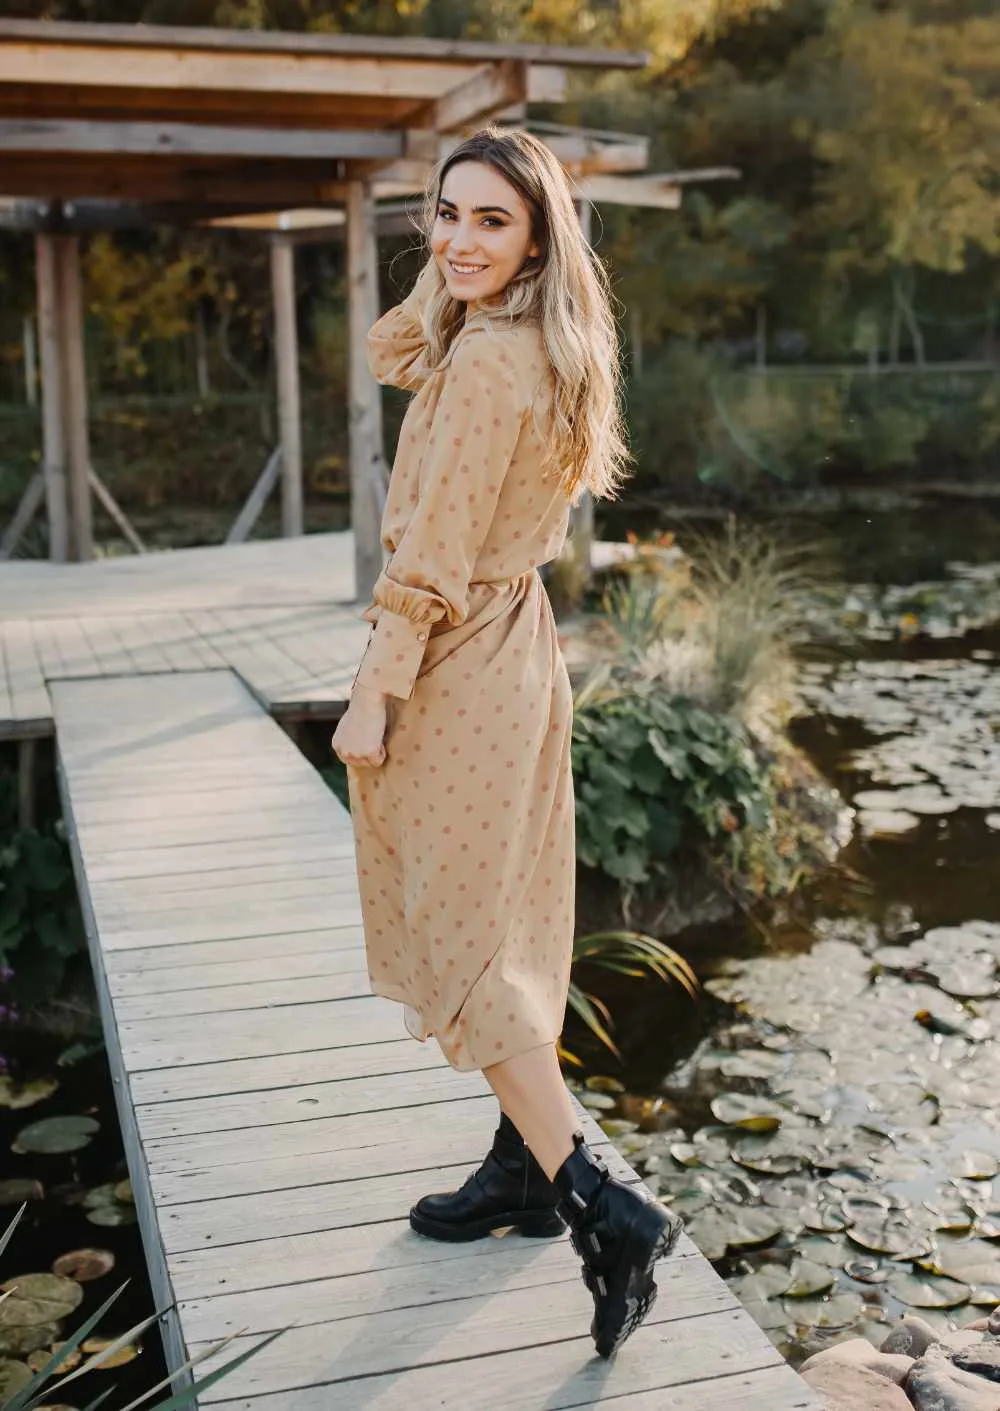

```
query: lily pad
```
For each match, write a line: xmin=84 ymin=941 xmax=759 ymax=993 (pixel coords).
xmin=844 ymin=1256 xmax=891 ymax=1285
xmin=85 ymin=1203 xmax=137 ymax=1228
xmin=27 ymin=1341 xmax=82 ymax=1373
xmin=0 ymin=1323 xmax=60 ymax=1358
xmin=783 ymin=1291 xmax=864 ymax=1329
xmin=51 ymin=1249 xmax=115 ymax=1282
xmin=969 ymin=1285 xmax=1000 ymax=1307
xmin=0 ymin=1078 xmax=59 ymax=1111
xmin=958 ymin=1149 xmax=1000 ymax=1181
xmin=12 ymin=1117 xmax=99 ymax=1157
xmin=0 ymin=1359 xmax=33 ymax=1398
xmin=888 ymin=1272 xmax=971 ymax=1309
xmin=709 ymin=1093 xmax=783 ymax=1133
xmin=783 ymin=1258 xmax=836 ymax=1297
xmin=847 ymin=1216 xmax=935 ymax=1260
xmin=80 ymin=1336 xmax=140 ymax=1368
xmin=0 ymin=1274 xmax=84 ymax=1326
xmin=0 ymin=1180 xmax=44 ymax=1207
xmin=718 ymin=1051 xmax=786 ymax=1080
xmin=686 ymin=1207 xmax=784 ymax=1260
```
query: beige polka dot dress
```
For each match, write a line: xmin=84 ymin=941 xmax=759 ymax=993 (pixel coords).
xmin=346 ymin=284 xmax=576 ymax=1073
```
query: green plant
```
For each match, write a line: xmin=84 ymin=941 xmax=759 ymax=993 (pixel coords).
xmin=0 ymin=820 xmax=85 ymax=1009
xmin=560 ymin=928 xmax=699 ymax=1067
xmin=572 ymin=665 xmax=771 ymax=889
xmin=0 ymin=1203 xmax=285 ymax=1410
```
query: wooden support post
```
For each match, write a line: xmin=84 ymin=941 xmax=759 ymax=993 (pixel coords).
xmin=270 ymin=237 xmax=304 ymax=538
xmin=34 ymin=233 xmax=69 ymax=562
xmin=566 ymin=197 xmax=595 ymax=592
xmin=23 ymin=314 xmax=37 ymax=407
xmin=0 ymin=470 xmax=44 ymax=560
xmin=346 ymin=179 xmax=386 ymax=605
xmin=56 ymin=234 xmax=93 ymax=561
xmin=18 ymin=738 xmax=36 ymax=831
xmin=225 ymin=445 xmax=282 ymax=544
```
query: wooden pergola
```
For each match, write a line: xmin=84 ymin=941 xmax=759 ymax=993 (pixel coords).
xmin=0 ymin=20 xmax=734 ymax=597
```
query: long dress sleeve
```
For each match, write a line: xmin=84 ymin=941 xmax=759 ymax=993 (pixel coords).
xmin=366 ymin=269 xmax=437 ymax=391
xmin=353 ymin=333 xmax=526 ymax=701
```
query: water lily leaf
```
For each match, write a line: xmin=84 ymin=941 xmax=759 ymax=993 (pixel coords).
xmin=958 ymin=1149 xmax=999 ymax=1181
xmin=784 ymin=1258 xmax=836 ymax=1297
xmin=28 ymin=1339 xmax=82 ymax=1373
xmin=579 ymin=1091 xmax=616 ymax=1111
xmin=969 ymin=1285 xmax=1000 ymax=1307
xmin=0 ymin=1359 xmax=33 ymax=1398
xmin=80 ymin=1336 xmax=140 ymax=1367
xmin=585 ymin=1075 xmax=626 ymax=1094
xmin=113 ymin=1179 xmax=134 ymax=1205
xmin=0 ymin=1273 xmax=84 ymax=1326
xmin=0 ymin=1322 xmax=60 ymax=1357
xmin=710 ymin=1094 xmax=783 ymax=1133
xmin=686 ymin=1207 xmax=784 ymax=1259
xmin=888 ymin=1273 xmax=971 ymax=1309
xmin=844 ymin=1256 xmax=891 ymax=1285
xmin=12 ymin=1116 xmax=99 ymax=1156
xmin=783 ymin=1291 xmax=864 ymax=1329
xmin=85 ymin=1203 xmax=137 ymax=1228
xmin=0 ymin=1077 xmax=59 ymax=1111
xmin=918 ymin=1247 xmax=1000 ymax=1286
xmin=718 ymin=1051 xmax=785 ymax=1080
xmin=732 ymin=1147 xmax=806 ymax=1177
xmin=975 ymin=1216 xmax=1000 ymax=1241
xmin=731 ymin=1264 xmax=793 ymax=1300
xmin=847 ymin=1217 xmax=935 ymax=1260
xmin=0 ymin=1179 xmax=44 ymax=1206
xmin=798 ymin=1235 xmax=850 ymax=1268
xmin=51 ymin=1248 xmax=115 ymax=1282
xmin=800 ymin=1203 xmax=848 ymax=1233
xmin=931 ymin=962 xmax=999 ymax=1001
xmin=669 ymin=1143 xmax=704 ymax=1168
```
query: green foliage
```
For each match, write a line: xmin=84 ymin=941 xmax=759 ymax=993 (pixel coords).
xmin=0 ymin=1202 xmax=284 ymax=1411
xmin=0 ymin=773 xmax=85 ymax=1010
xmin=572 ymin=677 xmax=770 ymax=890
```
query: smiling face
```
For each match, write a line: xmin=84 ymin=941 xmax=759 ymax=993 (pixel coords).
xmin=430 ymin=159 xmax=541 ymax=308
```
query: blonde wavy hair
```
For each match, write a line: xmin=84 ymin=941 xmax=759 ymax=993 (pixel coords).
xmin=412 ymin=125 xmax=632 ymax=506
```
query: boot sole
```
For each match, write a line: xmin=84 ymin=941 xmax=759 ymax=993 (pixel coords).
xmin=595 ymin=1203 xmax=683 ymax=1359
xmin=409 ymin=1206 xmax=566 ymax=1242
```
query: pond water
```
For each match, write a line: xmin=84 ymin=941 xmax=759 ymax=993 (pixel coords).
xmin=568 ymin=499 xmax=1000 ymax=1367
xmin=4 ymin=498 xmax=999 ymax=1396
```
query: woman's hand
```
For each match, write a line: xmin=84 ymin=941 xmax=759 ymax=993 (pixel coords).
xmin=332 ymin=685 xmax=388 ymax=769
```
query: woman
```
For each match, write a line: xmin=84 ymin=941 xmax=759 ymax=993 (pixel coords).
xmin=332 ymin=125 xmax=681 ymax=1358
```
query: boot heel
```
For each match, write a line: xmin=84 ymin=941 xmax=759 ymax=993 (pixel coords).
xmin=518 ymin=1209 xmax=566 ymax=1238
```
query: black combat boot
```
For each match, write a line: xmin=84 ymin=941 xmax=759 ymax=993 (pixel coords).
xmin=409 ymin=1111 xmax=565 ymax=1242
xmin=553 ymin=1130 xmax=683 ymax=1359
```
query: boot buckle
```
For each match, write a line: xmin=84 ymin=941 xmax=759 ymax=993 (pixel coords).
xmin=587 ymin=1230 xmax=602 ymax=1255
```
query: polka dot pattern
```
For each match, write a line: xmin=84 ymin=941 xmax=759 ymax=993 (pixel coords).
xmin=345 ymin=290 xmax=576 ymax=1073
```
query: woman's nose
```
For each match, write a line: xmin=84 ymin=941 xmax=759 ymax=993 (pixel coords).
xmin=448 ymin=223 xmax=479 ymax=254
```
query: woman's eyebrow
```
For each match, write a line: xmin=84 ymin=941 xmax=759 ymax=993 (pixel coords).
xmin=438 ymin=197 xmax=513 ymax=217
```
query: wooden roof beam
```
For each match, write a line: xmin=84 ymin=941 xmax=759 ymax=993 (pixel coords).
xmin=0 ymin=156 xmax=348 ymax=207
xmin=0 ymin=120 xmax=432 ymax=163
xmin=0 ymin=18 xmax=647 ymax=71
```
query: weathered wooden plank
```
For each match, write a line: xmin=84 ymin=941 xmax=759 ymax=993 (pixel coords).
xmin=180 ymin=1243 xmax=708 ymax=1350
xmin=138 ymin=1065 xmax=486 ymax=1138
xmin=131 ymin=1036 xmax=447 ymax=1108
xmin=157 ymin=1146 xmax=634 ymax=1255
xmin=104 ymin=854 xmax=355 ymax=895
xmin=194 ymin=1307 xmax=786 ymax=1408
xmin=115 ymin=965 xmax=372 ymax=1022
xmin=86 ymin=836 xmax=355 ymax=883
xmin=1 ymin=618 xmax=50 ymax=725
xmin=172 ymin=1168 xmax=652 ymax=1305
xmin=98 ymin=903 xmax=364 ymax=951
xmin=120 ymin=993 xmax=394 ymax=1071
xmin=94 ymin=867 xmax=358 ymax=917
xmin=104 ymin=926 xmax=365 ymax=986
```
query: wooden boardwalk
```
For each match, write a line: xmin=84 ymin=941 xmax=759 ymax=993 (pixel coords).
xmin=14 ymin=536 xmax=816 ymax=1408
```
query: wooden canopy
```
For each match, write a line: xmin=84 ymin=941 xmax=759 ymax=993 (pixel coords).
xmin=0 ymin=19 xmax=646 ymax=214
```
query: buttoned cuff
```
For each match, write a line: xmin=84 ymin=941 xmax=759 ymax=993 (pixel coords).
xmin=352 ymin=609 xmax=430 ymax=701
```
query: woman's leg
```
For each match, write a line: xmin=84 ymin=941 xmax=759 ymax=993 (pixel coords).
xmin=482 ymin=1042 xmax=578 ymax=1180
